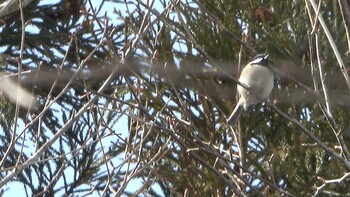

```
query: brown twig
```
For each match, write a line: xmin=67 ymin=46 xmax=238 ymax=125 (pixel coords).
xmin=337 ymin=0 xmax=350 ymax=53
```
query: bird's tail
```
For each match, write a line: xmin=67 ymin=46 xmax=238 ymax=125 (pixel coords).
xmin=226 ymin=104 xmax=243 ymax=126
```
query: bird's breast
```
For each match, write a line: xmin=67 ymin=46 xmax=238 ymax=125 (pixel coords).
xmin=237 ymin=64 xmax=274 ymax=108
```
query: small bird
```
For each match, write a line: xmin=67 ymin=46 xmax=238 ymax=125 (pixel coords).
xmin=227 ymin=53 xmax=274 ymax=126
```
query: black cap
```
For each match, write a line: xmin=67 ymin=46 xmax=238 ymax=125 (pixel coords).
xmin=249 ymin=54 xmax=269 ymax=66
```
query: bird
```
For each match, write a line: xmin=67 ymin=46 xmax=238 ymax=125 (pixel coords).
xmin=227 ymin=53 xmax=274 ymax=126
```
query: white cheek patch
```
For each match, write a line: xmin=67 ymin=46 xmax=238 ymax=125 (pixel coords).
xmin=250 ymin=57 xmax=264 ymax=64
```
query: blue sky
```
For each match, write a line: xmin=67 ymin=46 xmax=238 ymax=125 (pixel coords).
xmin=2 ymin=0 xmax=166 ymax=196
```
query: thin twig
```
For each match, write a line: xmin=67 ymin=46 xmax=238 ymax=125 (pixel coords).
xmin=315 ymin=34 xmax=332 ymax=118
xmin=313 ymin=172 xmax=350 ymax=196
xmin=0 ymin=17 xmax=111 ymax=188
xmin=337 ymin=0 xmax=350 ymax=53
xmin=308 ymin=0 xmax=350 ymax=90
xmin=0 ymin=0 xmax=26 ymax=169
xmin=270 ymin=104 xmax=350 ymax=169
